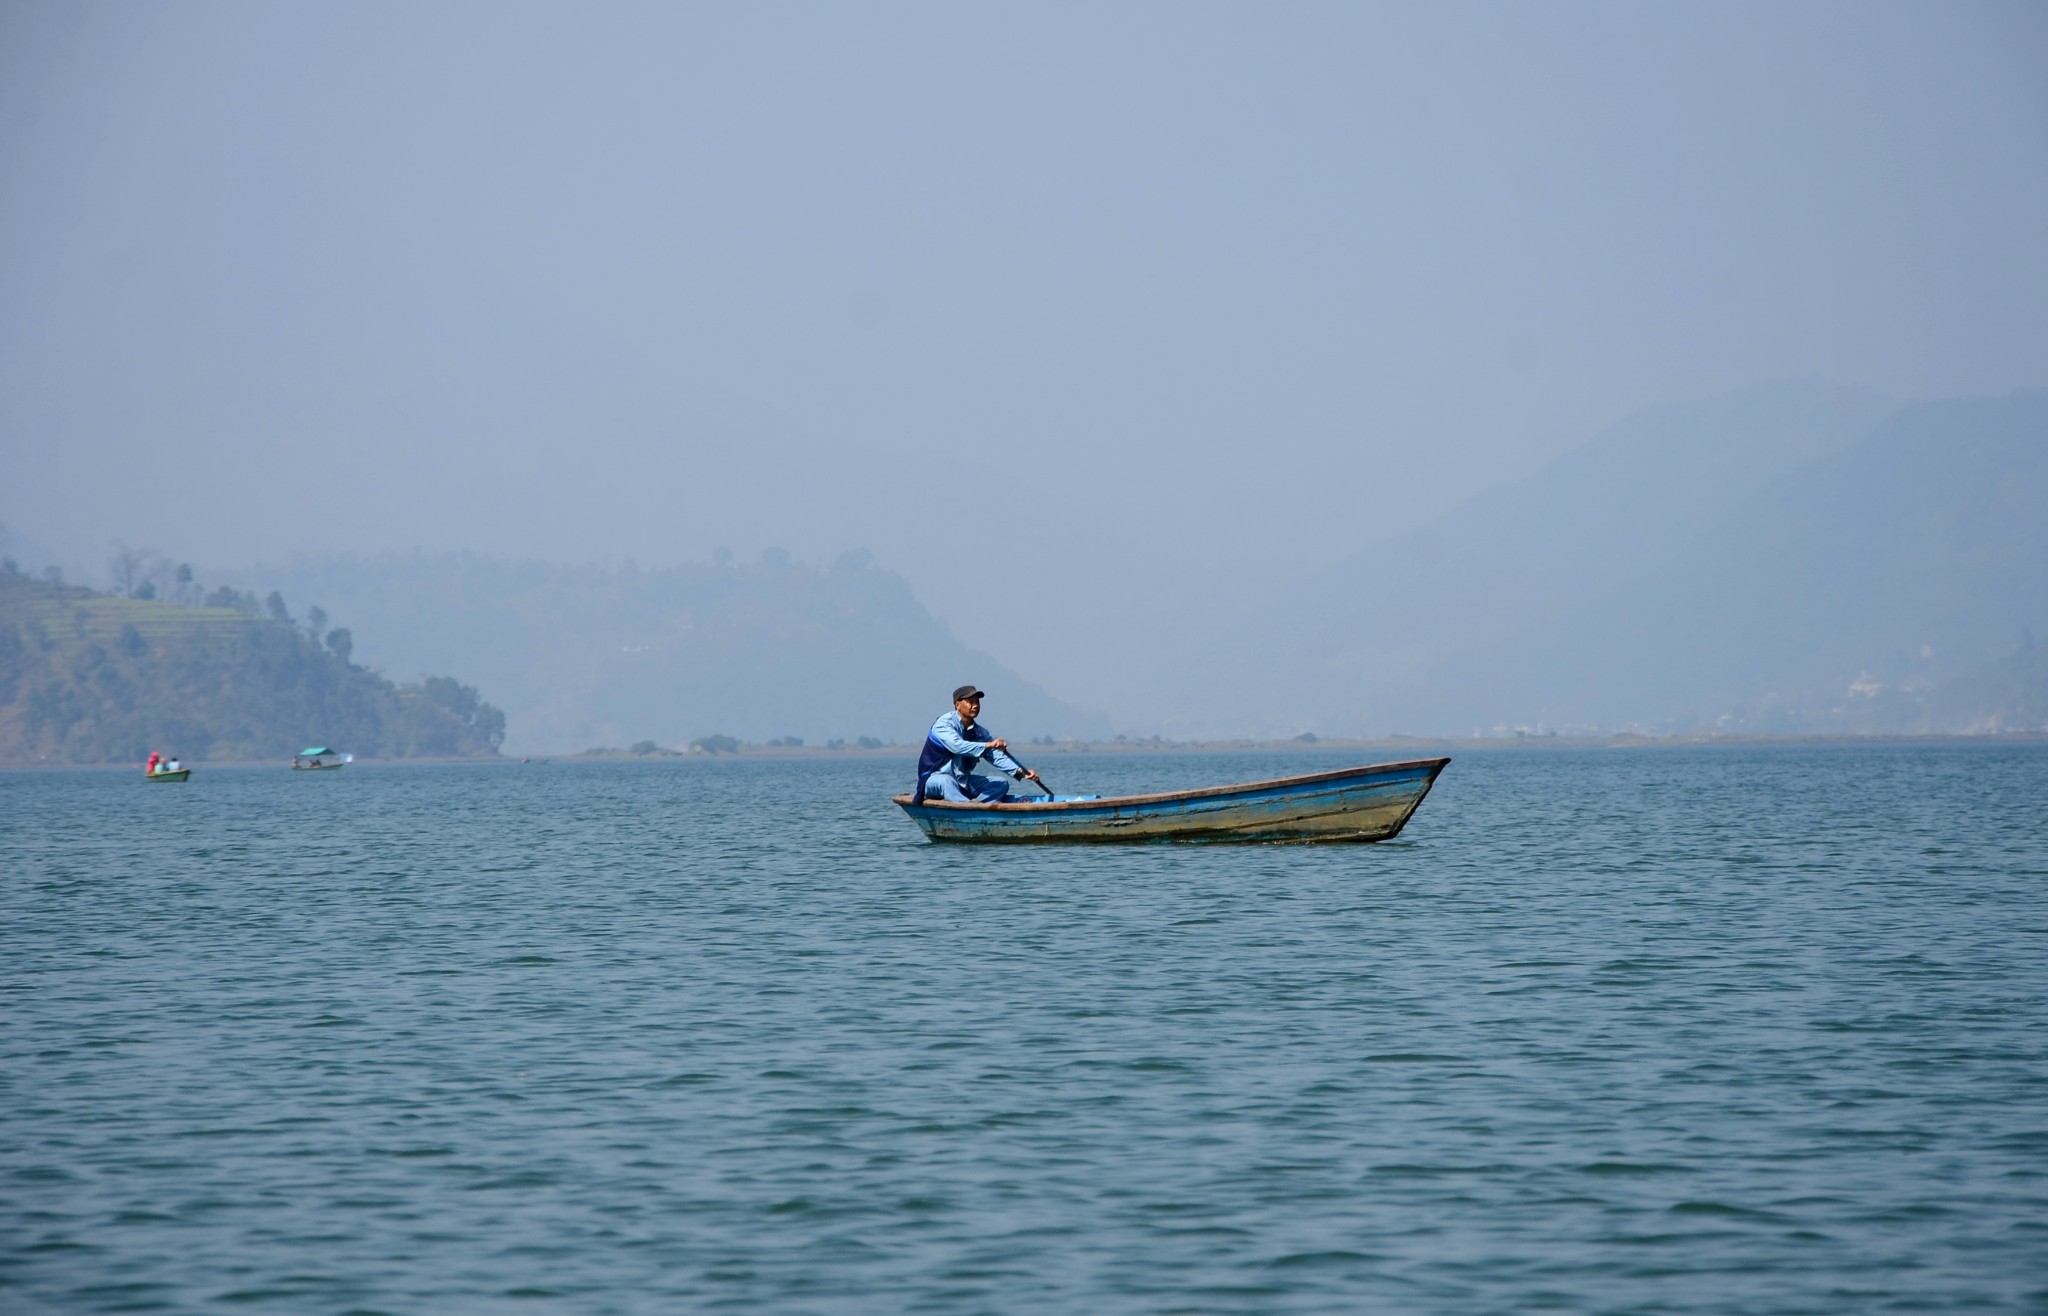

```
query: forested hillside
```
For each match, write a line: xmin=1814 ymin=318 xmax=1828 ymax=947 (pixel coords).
xmin=0 ymin=563 xmax=503 ymax=764
xmin=217 ymin=551 xmax=1109 ymax=754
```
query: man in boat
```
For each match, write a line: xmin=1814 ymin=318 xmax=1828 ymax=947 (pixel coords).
xmin=146 ymin=751 xmax=161 ymax=776
xmin=918 ymin=685 xmax=1042 ymax=803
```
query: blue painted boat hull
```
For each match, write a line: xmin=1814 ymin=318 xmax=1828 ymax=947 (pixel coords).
xmin=893 ymin=757 xmax=1449 ymax=844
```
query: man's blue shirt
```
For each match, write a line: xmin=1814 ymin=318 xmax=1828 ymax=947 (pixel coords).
xmin=924 ymin=711 xmax=1022 ymax=794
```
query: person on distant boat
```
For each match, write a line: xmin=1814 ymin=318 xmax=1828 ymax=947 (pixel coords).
xmin=146 ymin=751 xmax=161 ymax=775
xmin=918 ymin=685 xmax=1041 ymax=803
xmin=165 ymin=756 xmax=181 ymax=773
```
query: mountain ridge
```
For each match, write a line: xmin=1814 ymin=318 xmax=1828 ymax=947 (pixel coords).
xmin=1313 ymin=388 xmax=2048 ymax=735
xmin=214 ymin=552 xmax=1111 ymax=755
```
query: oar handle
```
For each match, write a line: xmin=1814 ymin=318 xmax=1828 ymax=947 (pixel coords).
xmin=1005 ymin=751 xmax=1054 ymax=796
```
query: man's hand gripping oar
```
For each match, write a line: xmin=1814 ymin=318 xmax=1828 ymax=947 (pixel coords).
xmin=985 ymin=737 xmax=1054 ymax=797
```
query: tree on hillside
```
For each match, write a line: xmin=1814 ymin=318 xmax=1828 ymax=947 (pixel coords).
xmin=421 ymin=675 xmax=479 ymax=722
xmin=110 ymin=543 xmax=150 ymax=597
xmin=205 ymin=586 xmax=260 ymax=614
xmin=306 ymin=605 xmax=327 ymax=642
xmin=418 ymin=675 xmax=506 ymax=749
xmin=265 ymin=591 xmax=290 ymax=624
xmin=325 ymin=627 xmax=353 ymax=664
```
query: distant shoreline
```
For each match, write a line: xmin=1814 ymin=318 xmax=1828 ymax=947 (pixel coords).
xmin=510 ymin=729 xmax=2048 ymax=761
xmin=8 ymin=730 xmax=2044 ymax=771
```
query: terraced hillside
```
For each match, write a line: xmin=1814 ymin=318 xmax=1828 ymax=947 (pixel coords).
xmin=0 ymin=566 xmax=503 ymax=764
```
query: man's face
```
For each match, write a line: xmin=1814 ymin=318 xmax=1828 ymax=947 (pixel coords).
xmin=955 ymin=696 xmax=981 ymax=723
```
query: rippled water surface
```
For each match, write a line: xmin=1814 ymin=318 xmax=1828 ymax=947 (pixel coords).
xmin=5 ymin=746 xmax=2047 ymax=1312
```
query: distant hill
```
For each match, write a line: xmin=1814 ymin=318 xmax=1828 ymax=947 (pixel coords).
xmin=1303 ymin=387 xmax=2048 ymax=735
xmin=1730 ymin=630 xmax=2048 ymax=736
xmin=1132 ymin=379 xmax=1896 ymax=737
xmin=1293 ymin=380 xmax=1891 ymax=722
xmin=0 ymin=565 xmax=504 ymax=764
xmin=213 ymin=552 xmax=1111 ymax=755
xmin=1542 ymin=391 xmax=2048 ymax=732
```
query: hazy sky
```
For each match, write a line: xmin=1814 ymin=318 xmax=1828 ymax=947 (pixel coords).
xmin=4 ymin=1 xmax=2046 ymax=714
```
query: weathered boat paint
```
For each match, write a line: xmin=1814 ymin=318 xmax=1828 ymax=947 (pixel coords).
xmin=893 ymin=757 xmax=1449 ymax=844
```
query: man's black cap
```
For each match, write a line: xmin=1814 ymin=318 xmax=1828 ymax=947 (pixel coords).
xmin=953 ymin=685 xmax=986 ymax=703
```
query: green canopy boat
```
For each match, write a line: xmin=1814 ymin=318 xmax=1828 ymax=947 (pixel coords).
xmin=292 ymin=747 xmax=351 ymax=770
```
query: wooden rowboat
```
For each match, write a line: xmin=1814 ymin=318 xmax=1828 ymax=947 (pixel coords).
xmin=893 ymin=757 xmax=1449 ymax=844
xmin=146 ymin=769 xmax=191 ymax=782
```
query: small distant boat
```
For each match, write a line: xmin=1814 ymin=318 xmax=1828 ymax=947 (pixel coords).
xmin=292 ymin=747 xmax=351 ymax=771
xmin=894 ymin=757 xmax=1449 ymax=844
xmin=146 ymin=767 xmax=191 ymax=782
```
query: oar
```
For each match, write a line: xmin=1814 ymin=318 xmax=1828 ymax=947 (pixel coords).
xmin=1003 ymin=748 xmax=1056 ymax=797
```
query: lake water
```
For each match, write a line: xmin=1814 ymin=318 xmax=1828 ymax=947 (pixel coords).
xmin=4 ymin=745 xmax=2046 ymax=1313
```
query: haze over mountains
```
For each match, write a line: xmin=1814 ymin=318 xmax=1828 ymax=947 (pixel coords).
xmin=217 ymin=553 xmax=1108 ymax=756
xmin=176 ymin=382 xmax=2047 ymax=753
xmin=1296 ymin=386 xmax=2048 ymax=738
xmin=1141 ymin=379 xmax=1899 ymax=736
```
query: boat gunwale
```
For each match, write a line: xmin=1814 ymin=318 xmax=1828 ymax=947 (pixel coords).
xmin=891 ymin=756 xmax=1449 ymax=814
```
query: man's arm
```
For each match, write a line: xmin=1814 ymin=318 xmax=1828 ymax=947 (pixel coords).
xmin=932 ymin=718 xmax=1028 ymax=778
xmin=928 ymin=716 xmax=986 ymax=761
